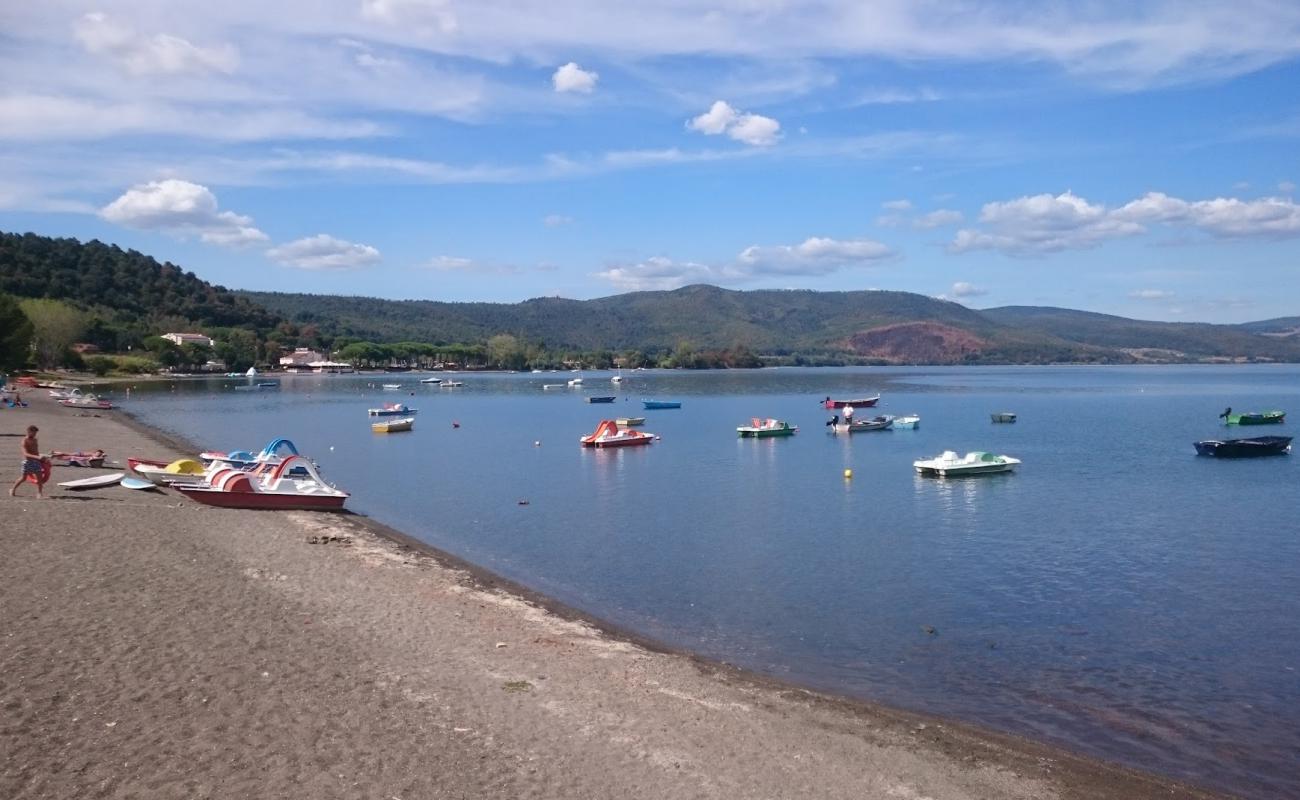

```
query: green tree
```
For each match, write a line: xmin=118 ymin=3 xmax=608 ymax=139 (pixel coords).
xmin=487 ymin=333 xmax=527 ymax=370
xmin=215 ymin=329 xmax=259 ymax=372
xmin=0 ymin=293 xmax=34 ymax=372
xmin=85 ymin=355 xmax=115 ymax=376
xmin=18 ymin=298 xmax=85 ymax=369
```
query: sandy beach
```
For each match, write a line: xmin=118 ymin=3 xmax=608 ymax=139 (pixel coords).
xmin=1 ymin=393 xmax=1221 ymax=799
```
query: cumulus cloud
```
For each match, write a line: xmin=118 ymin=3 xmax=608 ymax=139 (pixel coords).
xmin=594 ymin=235 xmax=894 ymax=291
xmin=687 ymin=101 xmax=781 ymax=147
xmin=1279 ymin=180 xmax=1295 ymax=193
xmin=878 ymin=201 xmax=962 ymax=229
xmin=1113 ymin=191 xmax=1300 ymax=238
xmin=1130 ymin=289 xmax=1175 ymax=300
xmin=100 ymin=179 xmax=267 ymax=247
xmin=74 ymin=12 xmax=238 ymax=76
xmin=360 ymin=0 xmax=457 ymax=32
xmin=950 ymin=281 xmax=987 ymax=298
xmin=552 ymin=62 xmax=599 ymax=93
xmin=914 ymin=209 xmax=964 ymax=229
xmin=267 ymin=234 xmax=381 ymax=270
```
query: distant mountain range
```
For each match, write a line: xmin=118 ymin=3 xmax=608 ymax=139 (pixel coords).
xmin=244 ymin=285 xmax=1300 ymax=364
xmin=1 ymin=231 xmax=1295 ymax=365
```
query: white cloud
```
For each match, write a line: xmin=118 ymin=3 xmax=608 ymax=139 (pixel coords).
xmin=552 ymin=62 xmax=599 ymax=93
xmin=882 ymin=199 xmax=913 ymax=211
xmin=100 ymin=179 xmax=267 ymax=247
xmin=1130 ymin=289 xmax=1174 ymax=300
xmin=914 ymin=209 xmax=964 ymax=229
xmin=854 ymin=87 xmax=942 ymax=105
xmin=1280 ymin=180 xmax=1296 ymax=194
xmin=595 ymin=235 xmax=894 ymax=291
xmin=950 ymin=281 xmax=987 ymax=298
xmin=1115 ymin=191 xmax=1300 ymax=238
xmin=543 ymin=214 xmax=574 ymax=227
xmin=687 ymin=101 xmax=781 ymax=147
xmin=360 ymin=0 xmax=457 ymax=32
xmin=424 ymin=254 xmax=519 ymax=274
xmin=267 ymin=234 xmax=381 ymax=270
xmin=74 ymin=12 xmax=238 ymax=76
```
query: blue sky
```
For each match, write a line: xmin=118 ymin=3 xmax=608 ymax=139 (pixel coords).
xmin=1 ymin=1 xmax=1298 ymax=322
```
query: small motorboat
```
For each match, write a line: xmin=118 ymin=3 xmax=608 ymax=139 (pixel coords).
xmin=611 ymin=375 xmax=623 ymax=384
xmin=587 ymin=396 xmax=617 ymax=404
xmin=737 ymin=418 xmax=797 ymax=438
xmin=176 ymin=456 xmax=348 ymax=511
xmin=832 ymin=415 xmax=894 ymax=433
xmin=567 ymin=377 xmax=584 ymax=386
xmin=643 ymin=399 xmax=682 ymax=410
xmin=580 ymin=419 xmax=657 ymax=448
xmin=1219 ymin=407 xmax=1285 ymax=425
xmin=542 ymin=383 xmax=565 ymax=390
xmin=133 ymin=458 xmax=211 ymax=486
xmin=381 ymin=383 xmax=403 ymax=390
xmin=372 ymin=417 xmax=415 ymax=433
xmin=1194 ymin=436 xmax=1292 ymax=458
xmin=256 ymin=381 xmax=279 ymax=389
xmin=369 ymin=403 xmax=418 ymax=417
xmin=823 ymin=395 xmax=880 ymax=409
xmin=57 ymin=472 xmax=125 ymax=490
xmin=419 ymin=377 xmax=443 ymax=384
xmin=440 ymin=381 xmax=464 ymax=387
xmin=914 ymin=451 xmax=1020 ymax=476
xmin=892 ymin=415 xmax=921 ymax=429
xmin=991 ymin=412 xmax=1017 ymax=423
xmin=616 ymin=416 xmax=646 ymax=426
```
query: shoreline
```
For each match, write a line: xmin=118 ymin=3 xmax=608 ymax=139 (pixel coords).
xmin=3 ymin=393 xmax=1225 ymax=799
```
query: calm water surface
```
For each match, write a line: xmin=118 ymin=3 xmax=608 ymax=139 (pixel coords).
xmin=122 ymin=366 xmax=1300 ymax=797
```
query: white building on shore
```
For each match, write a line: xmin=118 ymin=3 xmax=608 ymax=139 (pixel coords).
xmin=162 ymin=332 xmax=215 ymax=349
xmin=279 ymin=348 xmax=326 ymax=368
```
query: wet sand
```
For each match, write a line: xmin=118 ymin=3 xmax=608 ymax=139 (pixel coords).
xmin=1 ymin=393 xmax=1222 ymax=799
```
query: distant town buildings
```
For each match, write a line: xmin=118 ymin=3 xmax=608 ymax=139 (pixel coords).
xmin=162 ymin=332 xmax=215 ymax=349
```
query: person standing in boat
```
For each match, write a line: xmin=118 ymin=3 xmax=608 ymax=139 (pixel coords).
xmin=10 ymin=425 xmax=46 ymax=498
xmin=842 ymin=405 xmax=854 ymax=427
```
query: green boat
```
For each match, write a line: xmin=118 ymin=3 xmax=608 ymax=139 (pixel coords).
xmin=737 ymin=418 xmax=798 ymax=438
xmin=1220 ymin=407 xmax=1286 ymax=425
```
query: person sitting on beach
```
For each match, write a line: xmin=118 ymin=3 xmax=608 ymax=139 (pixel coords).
xmin=10 ymin=425 xmax=46 ymax=498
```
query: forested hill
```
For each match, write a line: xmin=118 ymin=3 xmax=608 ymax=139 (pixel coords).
xmin=0 ymin=231 xmax=279 ymax=334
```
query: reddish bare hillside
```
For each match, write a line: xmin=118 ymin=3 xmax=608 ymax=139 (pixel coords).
xmin=844 ymin=322 xmax=987 ymax=363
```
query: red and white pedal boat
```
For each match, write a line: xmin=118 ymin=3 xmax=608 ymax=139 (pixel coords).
xmin=176 ymin=455 xmax=349 ymax=510
xmin=580 ymin=419 xmax=657 ymax=448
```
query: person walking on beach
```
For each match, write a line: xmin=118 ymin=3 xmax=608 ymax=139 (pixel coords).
xmin=10 ymin=425 xmax=46 ymax=498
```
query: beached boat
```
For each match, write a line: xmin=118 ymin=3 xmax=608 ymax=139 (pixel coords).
xmin=59 ymin=395 xmax=114 ymax=410
xmin=580 ymin=419 xmax=657 ymax=448
xmin=892 ymin=415 xmax=921 ymax=429
xmin=991 ymin=412 xmax=1017 ymax=423
xmin=822 ymin=395 xmax=880 ymax=409
xmin=914 ymin=451 xmax=1020 ymax=476
xmin=57 ymin=472 xmax=125 ymax=490
xmin=369 ymin=402 xmax=418 ymax=417
xmin=737 ymin=418 xmax=797 ymax=438
xmin=586 ymin=396 xmax=616 ymax=404
xmin=177 ymin=456 xmax=349 ymax=511
xmin=127 ymin=457 xmax=169 ymax=474
xmin=643 ymin=399 xmax=682 ymax=409
xmin=616 ymin=416 xmax=646 ymax=426
xmin=133 ymin=458 xmax=211 ymax=486
xmin=199 ymin=437 xmax=301 ymax=469
xmin=48 ymin=386 xmax=83 ymax=400
xmin=1194 ymin=436 xmax=1292 ymax=458
xmin=832 ymin=415 xmax=894 ymax=433
xmin=372 ymin=417 xmax=415 ymax=433
xmin=1220 ymin=408 xmax=1285 ymax=425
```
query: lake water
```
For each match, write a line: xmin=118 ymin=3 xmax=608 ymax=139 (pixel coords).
xmin=120 ymin=366 xmax=1300 ymax=797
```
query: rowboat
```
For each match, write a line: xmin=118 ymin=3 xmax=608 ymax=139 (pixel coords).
xmin=737 ymin=418 xmax=797 ymax=438
xmin=176 ymin=456 xmax=348 ymax=511
xmin=586 ymin=396 xmax=616 ymax=403
xmin=133 ymin=459 xmax=211 ymax=486
xmin=369 ymin=403 xmax=418 ymax=417
xmin=892 ymin=415 xmax=921 ymax=429
xmin=832 ymin=415 xmax=893 ymax=433
xmin=57 ymin=472 xmax=125 ymax=490
xmin=823 ymin=395 xmax=880 ymax=409
xmin=580 ymin=419 xmax=657 ymax=448
xmin=914 ymin=451 xmax=1020 ymax=476
xmin=1220 ymin=408 xmax=1285 ymax=425
xmin=643 ymin=399 xmax=681 ymax=409
xmin=616 ymin=417 xmax=646 ymax=426
xmin=1194 ymin=436 xmax=1292 ymax=458
xmin=991 ymin=412 xmax=1017 ymax=423
xmin=372 ymin=417 xmax=415 ymax=433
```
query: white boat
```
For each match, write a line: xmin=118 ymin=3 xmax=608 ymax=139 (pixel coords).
xmin=568 ymin=377 xmax=583 ymax=386
xmin=419 ymin=377 xmax=442 ymax=384
xmin=48 ymin=386 xmax=83 ymax=399
xmin=246 ymin=366 xmax=257 ymax=377
xmin=133 ymin=458 xmax=212 ymax=486
xmin=913 ymin=451 xmax=1020 ymax=477
xmin=369 ymin=403 xmax=418 ymax=417
xmin=58 ymin=472 xmax=125 ymax=490
xmin=120 ymin=477 xmax=158 ymax=491
xmin=440 ymin=381 xmax=464 ymax=387
xmin=382 ymin=383 xmax=402 ymax=390
xmin=542 ymin=383 xmax=565 ymax=390
xmin=893 ymin=415 xmax=921 ymax=429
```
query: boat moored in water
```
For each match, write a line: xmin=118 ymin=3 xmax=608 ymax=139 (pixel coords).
xmin=914 ymin=451 xmax=1020 ymax=476
xmin=372 ymin=417 xmax=415 ymax=433
xmin=616 ymin=416 xmax=645 ymax=426
xmin=991 ymin=412 xmax=1017 ymax=423
xmin=643 ymin=399 xmax=682 ymax=409
xmin=1220 ymin=407 xmax=1285 ymax=425
xmin=737 ymin=418 xmax=798 ymax=438
xmin=892 ymin=415 xmax=921 ymax=429
xmin=586 ymin=396 xmax=616 ymax=403
xmin=823 ymin=395 xmax=880 ymax=410
xmin=580 ymin=419 xmax=657 ymax=448
xmin=832 ymin=415 xmax=893 ymax=433
xmin=369 ymin=403 xmax=418 ymax=417
xmin=1194 ymin=436 xmax=1292 ymax=458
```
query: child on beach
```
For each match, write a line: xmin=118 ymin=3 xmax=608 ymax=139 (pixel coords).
xmin=10 ymin=425 xmax=46 ymax=498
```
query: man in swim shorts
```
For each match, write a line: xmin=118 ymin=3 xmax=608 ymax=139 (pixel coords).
xmin=10 ymin=425 xmax=45 ymax=498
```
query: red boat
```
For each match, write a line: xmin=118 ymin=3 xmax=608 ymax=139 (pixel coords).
xmin=580 ymin=419 xmax=656 ymax=448
xmin=176 ymin=456 xmax=348 ymax=511
xmin=822 ymin=395 xmax=880 ymax=409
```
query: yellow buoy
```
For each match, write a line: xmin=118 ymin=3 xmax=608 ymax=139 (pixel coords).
xmin=843 ymin=468 xmax=853 ymax=479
